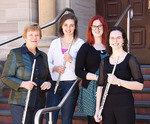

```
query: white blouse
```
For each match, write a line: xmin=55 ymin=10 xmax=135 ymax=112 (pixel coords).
xmin=47 ymin=37 xmax=84 ymax=81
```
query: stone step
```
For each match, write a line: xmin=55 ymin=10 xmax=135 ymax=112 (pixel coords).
xmin=0 ymin=65 xmax=149 ymax=124
xmin=0 ymin=109 xmax=150 ymax=124
xmin=133 ymin=88 xmax=150 ymax=101
xmin=1 ymin=89 xmax=150 ymax=109
xmin=1 ymin=101 xmax=149 ymax=115
xmin=133 ymin=88 xmax=150 ymax=94
xmin=1 ymin=74 xmax=150 ymax=97
xmin=135 ymin=101 xmax=150 ymax=107
xmin=71 ymin=113 xmax=150 ymax=124
xmin=0 ymin=97 xmax=8 ymax=103
xmin=0 ymin=103 xmax=10 ymax=110
xmin=1 ymin=100 xmax=150 ymax=113
xmin=141 ymin=65 xmax=150 ymax=75
xmin=135 ymin=101 xmax=150 ymax=115
xmin=2 ymin=86 xmax=10 ymax=98
xmin=0 ymin=98 xmax=10 ymax=110
xmin=0 ymin=116 xmax=12 ymax=124
xmin=136 ymin=115 xmax=150 ymax=123
xmin=143 ymin=75 xmax=150 ymax=88
xmin=144 ymin=81 xmax=150 ymax=88
xmin=0 ymin=110 xmax=10 ymax=116
xmin=143 ymin=75 xmax=150 ymax=81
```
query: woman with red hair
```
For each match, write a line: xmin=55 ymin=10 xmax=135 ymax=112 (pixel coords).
xmin=75 ymin=15 xmax=108 ymax=124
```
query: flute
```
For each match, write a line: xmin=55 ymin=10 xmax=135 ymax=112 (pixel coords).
xmin=98 ymin=56 xmax=119 ymax=119
xmin=54 ymin=37 xmax=74 ymax=94
xmin=22 ymin=59 xmax=36 ymax=124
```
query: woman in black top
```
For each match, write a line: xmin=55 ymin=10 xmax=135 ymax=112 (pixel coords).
xmin=94 ymin=26 xmax=144 ymax=124
xmin=75 ymin=15 xmax=108 ymax=124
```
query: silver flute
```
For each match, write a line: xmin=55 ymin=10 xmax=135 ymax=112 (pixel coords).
xmin=22 ymin=59 xmax=36 ymax=124
xmin=98 ymin=56 xmax=119 ymax=119
xmin=54 ymin=37 xmax=74 ymax=94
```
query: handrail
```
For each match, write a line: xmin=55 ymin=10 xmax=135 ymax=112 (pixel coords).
xmin=0 ymin=8 xmax=74 ymax=46
xmin=1 ymin=5 xmax=133 ymax=124
xmin=34 ymin=4 xmax=134 ymax=124
xmin=34 ymin=78 xmax=81 ymax=124
xmin=114 ymin=4 xmax=133 ymax=26
xmin=114 ymin=4 xmax=133 ymax=53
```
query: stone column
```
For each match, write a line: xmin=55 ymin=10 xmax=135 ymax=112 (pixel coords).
xmin=39 ymin=0 xmax=56 ymax=39
xmin=38 ymin=0 xmax=56 ymax=52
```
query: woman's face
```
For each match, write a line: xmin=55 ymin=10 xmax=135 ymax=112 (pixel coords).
xmin=62 ymin=19 xmax=75 ymax=37
xmin=25 ymin=30 xmax=40 ymax=49
xmin=109 ymin=30 xmax=124 ymax=50
xmin=91 ymin=19 xmax=103 ymax=38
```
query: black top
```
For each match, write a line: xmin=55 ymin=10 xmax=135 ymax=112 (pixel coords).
xmin=98 ymin=54 xmax=144 ymax=94
xmin=22 ymin=45 xmax=52 ymax=107
xmin=75 ymin=42 xmax=106 ymax=88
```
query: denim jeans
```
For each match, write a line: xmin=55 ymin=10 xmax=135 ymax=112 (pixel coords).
xmin=46 ymin=80 xmax=79 ymax=124
xmin=10 ymin=104 xmax=43 ymax=124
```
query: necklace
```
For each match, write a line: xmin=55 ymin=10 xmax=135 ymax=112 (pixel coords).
xmin=110 ymin=52 xmax=127 ymax=64
xmin=61 ymin=37 xmax=74 ymax=50
xmin=61 ymin=39 xmax=70 ymax=49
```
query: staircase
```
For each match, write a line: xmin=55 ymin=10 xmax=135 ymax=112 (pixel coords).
xmin=0 ymin=87 xmax=11 ymax=124
xmin=0 ymin=65 xmax=150 ymax=124
xmin=133 ymin=66 xmax=150 ymax=124
xmin=68 ymin=65 xmax=150 ymax=124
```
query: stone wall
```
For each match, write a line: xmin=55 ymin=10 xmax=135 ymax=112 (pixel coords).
xmin=0 ymin=0 xmax=96 ymax=95
xmin=0 ymin=0 xmax=96 ymax=59
xmin=0 ymin=0 xmax=39 ymax=92
xmin=0 ymin=0 xmax=38 ymax=61
xmin=56 ymin=0 xmax=96 ymax=41
xmin=71 ymin=0 xmax=95 ymax=41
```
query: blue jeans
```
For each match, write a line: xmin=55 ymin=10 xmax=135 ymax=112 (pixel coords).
xmin=10 ymin=104 xmax=43 ymax=124
xmin=46 ymin=80 xmax=79 ymax=124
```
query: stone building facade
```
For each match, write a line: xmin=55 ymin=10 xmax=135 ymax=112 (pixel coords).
xmin=0 ymin=0 xmax=95 ymax=92
xmin=0 ymin=0 xmax=95 ymax=59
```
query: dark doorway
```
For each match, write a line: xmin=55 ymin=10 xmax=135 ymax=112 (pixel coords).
xmin=96 ymin=0 xmax=150 ymax=64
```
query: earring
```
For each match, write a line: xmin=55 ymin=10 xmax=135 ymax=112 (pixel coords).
xmin=122 ymin=43 xmax=124 ymax=46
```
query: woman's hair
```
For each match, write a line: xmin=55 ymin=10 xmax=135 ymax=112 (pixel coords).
xmin=22 ymin=23 xmax=42 ymax=39
xmin=86 ymin=15 xmax=108 ymax=46
xmin=58 ymin=13 xmax=78 ymax=39
xmin=106 ymin=26 xmax=128 ymax=55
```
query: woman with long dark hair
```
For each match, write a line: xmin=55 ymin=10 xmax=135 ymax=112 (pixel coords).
xmin=94 ymin=26 xmax=144 ymax=124
xmin=46 ymin=13 xmax=84 ymax=124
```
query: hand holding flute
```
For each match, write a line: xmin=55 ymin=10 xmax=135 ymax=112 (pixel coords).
xmin=20 ymin=81 xmax=37 ymax=90
xmin=54 ymin=37 xmax=74 ymax=94
xmin=22 ymin=59 xmax=36 ymax=124
xmin=94 ymin=57 xmax=119 ymax=122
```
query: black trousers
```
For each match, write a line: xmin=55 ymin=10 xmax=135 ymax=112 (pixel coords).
xmin=10 ymin=104 xmax=43 ymax=124
xmin=87 ymin=116 xmax=99 ymax=124
xmin=102 ymin=94 xmax=135 ymax=124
